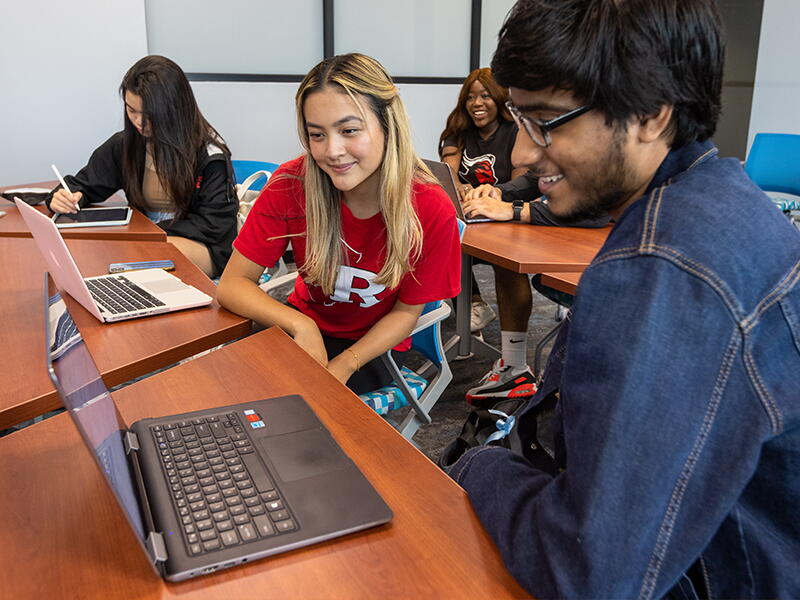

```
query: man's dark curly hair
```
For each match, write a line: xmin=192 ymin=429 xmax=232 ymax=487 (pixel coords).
xmin=491 ymin=0 xmax=725 ymax=148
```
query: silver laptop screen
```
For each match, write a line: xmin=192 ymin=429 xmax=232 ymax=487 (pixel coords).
xmin=44 ymin=274 xmax=146 ymax=543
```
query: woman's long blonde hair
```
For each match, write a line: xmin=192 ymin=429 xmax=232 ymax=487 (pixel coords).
xmin=295 ymin=53 xmax=432 ymax=295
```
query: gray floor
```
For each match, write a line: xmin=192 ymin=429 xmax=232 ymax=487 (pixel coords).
xmin=396 ymin=263 xmax=561 ymax=463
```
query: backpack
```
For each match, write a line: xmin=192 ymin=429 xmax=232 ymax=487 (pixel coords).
xmin=236 ymin=169 xmax=272 ymax=231
xmin=438 ymin=394 xmax=558 ymax=476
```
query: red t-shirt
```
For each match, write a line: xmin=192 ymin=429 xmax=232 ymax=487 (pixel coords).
xmin=234 ymin=156 xmax=462 ymax=349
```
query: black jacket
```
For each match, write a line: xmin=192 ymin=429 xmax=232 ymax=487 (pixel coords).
xmin=46 ymin=132 xmax=238 ymax=277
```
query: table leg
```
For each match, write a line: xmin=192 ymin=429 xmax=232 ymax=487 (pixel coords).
xmin=456 ymin=253 xmax=473 ymax=358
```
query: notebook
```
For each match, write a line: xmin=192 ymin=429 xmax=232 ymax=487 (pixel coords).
xmin=422 ymin=159 xmax=494 ymax=224
xmin=16 ymin=197 xmax=211 ymax=322
xmin=43 ymin=273 xmax=393 ymax=581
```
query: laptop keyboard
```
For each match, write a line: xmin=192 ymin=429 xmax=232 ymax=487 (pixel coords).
xmin=151 ymin=412 xmax=297 ymax=556
xmin=87 ymin=276 xmax=165 ymax=314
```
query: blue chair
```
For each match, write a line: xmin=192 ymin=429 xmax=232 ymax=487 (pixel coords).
xmin=368 ymin=299 xmax=455 ymax=439
xmin=360 ymin=219 xmax=466 ymax=439
xmin=231 ymin=159 xmax=290 ymax=285
xmin=232 ymin=159 xmax=281 ymax=187
xmin=744 ymin=133 xmax=800 ymax=213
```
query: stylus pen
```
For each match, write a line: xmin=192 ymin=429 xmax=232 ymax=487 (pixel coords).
xmin=50 ymin=164 xmax=80 ymax=211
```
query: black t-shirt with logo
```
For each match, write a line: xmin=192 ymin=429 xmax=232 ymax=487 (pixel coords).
xmin=444 ymin=119 xmax=518 ymax=187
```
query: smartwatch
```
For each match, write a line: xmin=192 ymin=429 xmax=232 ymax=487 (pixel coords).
xmin=512 ymin=199 xmax=524 ymax=221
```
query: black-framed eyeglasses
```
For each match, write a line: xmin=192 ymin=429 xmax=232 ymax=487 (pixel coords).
xmin=505 ymin=100 xmax=593 ymax=148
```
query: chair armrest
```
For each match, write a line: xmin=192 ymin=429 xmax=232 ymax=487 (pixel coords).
xmin=410 ymin=303 xmax=451 ymax=336
xmin=259 ymin=271 xmax=298 ymax=293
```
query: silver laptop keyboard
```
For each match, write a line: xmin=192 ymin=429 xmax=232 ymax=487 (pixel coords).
xmin=151 ymin=412 xmax=297 ymax=556
xmin=86 ymin=276 xmax=165 ymax=314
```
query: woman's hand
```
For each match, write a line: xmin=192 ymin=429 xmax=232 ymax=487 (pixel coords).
xmin=291 ymin=320 xmax=329 ymax=367
xmin=50 ymin=189 xmax=83 ymax=213
xmin=327 ymin=351 xmax=359 ymax=385
xmin=462 ymin=186 xmax=515 ymax=221
xmin=463 ymin=184 xmax=501 ymax=203
xmin=458 ymin=182 xmax=474 ymax=200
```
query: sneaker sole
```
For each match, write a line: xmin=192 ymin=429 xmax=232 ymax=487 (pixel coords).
xmin=465 ymin=382 xmax=537 ymax=404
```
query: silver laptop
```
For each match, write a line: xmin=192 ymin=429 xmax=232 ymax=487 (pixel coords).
xmin=17 ymin=197 xmax=211 ymax=322
xmin=43 ymin=274 xmax=393 ymax=581
xmin=422 ymin=159 xmax=494 ymax=223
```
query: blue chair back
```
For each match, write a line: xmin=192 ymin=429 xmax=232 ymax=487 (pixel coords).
xmin=232 ymin=159 xmax=281 ymax=187
xmin=409 ymin=219 xmax=465 ymax=366
xmin=410 ymin=302 xmax=445 ymax=365
xmin=744 ymin=133 xmax=800 ymax=196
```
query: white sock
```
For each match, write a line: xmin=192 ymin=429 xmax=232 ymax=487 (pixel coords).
xmin=501 ymin=331 xmax=528 ymax=369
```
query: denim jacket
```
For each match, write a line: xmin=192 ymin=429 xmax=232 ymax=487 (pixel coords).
xmin=450 ymin=141 xmax=800 ymax=599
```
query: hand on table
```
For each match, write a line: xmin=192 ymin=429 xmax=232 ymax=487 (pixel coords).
xmin=457 ymin=182 xmax=474 ymax=200
xmin=462 ymin=185 xmax=515 ymax=221
xmin=327 ymin=352 xmax=358 ymax=386
xmin=463 ymin=184 xmax=501 ymax=203
xmin=292 ymin=322 xmax=329 ymax=368
xmin=50 ymin=189 xmax=83 ymax=214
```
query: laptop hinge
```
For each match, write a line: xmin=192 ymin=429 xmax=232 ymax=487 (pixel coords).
xmin=123 ymin=430 xmax=140 ymax=454
xmin=126 ymin=428 xmax=168 ymax=568
xmin=146 ymin=531 xmax=168 ymax=565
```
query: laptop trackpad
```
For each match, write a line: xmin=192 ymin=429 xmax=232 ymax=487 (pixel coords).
xmin=260 ymin=429 xmax=349 ymax=482
xmin=139 ymin=277 xmax=186 ymax=294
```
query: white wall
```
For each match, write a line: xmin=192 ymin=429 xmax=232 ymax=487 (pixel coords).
xmin=191 ymin=82 xmax=460 ymax=167
xmin=0 ymin=1 xmax=147 ymax=184
xmin=747 ymin=0 xmax=800 ymax=154
xmin=189 ymin=82 xmax=303 ymax=165
xmin=1 ymin=0 xmax=460 ymax=186
xmin=18 ymin=0 xmax=793 ymax=182
xmin=398 ymin=83 xmax=463 ymax=160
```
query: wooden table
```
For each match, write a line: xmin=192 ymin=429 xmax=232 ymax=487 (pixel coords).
xmin=454 ymin=222 xmax=610 ymax=357
xmin=540 ymin=271 xmax=582 ymax=296
xmin=0 ymin=237 xmax=250 ymax=430
xmin=0 ymin=180 xmax=166 ymax=242
xmin=0 ymin=327 xmax=527 ymax=599
xmin=461 ymin=222 xmax=610 ymax=273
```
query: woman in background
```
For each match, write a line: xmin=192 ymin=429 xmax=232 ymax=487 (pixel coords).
xmin=218 ymin=53 xmax=461 ymax=394
xmin=48 ymin=55 xmax=237 ymax=277
xmin=439 ymin=68 xmax=526 ymax=331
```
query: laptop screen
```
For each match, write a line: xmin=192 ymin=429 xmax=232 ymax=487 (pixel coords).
xmin=422 ymin=159 xmax=465 ymax=220
xmin=43 ymin=273 xmax=147 ymax=543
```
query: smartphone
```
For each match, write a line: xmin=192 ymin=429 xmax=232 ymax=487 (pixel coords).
xmin=108 ymin=260 xmax=175 ymax=274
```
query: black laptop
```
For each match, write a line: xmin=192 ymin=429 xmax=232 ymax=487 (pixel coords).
xmin=43 ymin=274 xmax=392 ymax=582
xmin=423 ymin=158 xmax=494 ymax=223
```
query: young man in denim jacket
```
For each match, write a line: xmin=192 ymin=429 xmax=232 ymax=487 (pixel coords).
xmin=449 ymin=0 xmax=800 ymax=598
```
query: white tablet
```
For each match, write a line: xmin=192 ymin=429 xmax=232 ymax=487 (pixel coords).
xmin=51 ymin=206 xmax=132 ymax=228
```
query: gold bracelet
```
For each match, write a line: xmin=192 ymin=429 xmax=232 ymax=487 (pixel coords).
xmin=345 ymin=347 xmax=360 ymax=371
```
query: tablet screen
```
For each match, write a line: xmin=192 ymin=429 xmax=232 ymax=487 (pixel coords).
xmin=53 ymin=207 xmax=131 ymax=227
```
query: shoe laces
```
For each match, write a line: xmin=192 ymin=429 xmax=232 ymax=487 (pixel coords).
xmin=480 ymin=359 xmax=511 ymax=383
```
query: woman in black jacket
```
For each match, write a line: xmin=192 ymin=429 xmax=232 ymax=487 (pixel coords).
xmin=48 ymin=55 xmax=237 ymax=277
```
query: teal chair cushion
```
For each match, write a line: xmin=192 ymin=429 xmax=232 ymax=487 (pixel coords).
xmin=359 ymin=367 xmax=428 ymax=416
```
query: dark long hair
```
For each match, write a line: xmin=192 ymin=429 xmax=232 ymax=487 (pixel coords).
xmin=120 ymin=55 xmax=230 ymax=216
xmin=491 ymin=0 xmax=725 ymax=148
xmin=438 ymin=68 xmax=513 ymax=159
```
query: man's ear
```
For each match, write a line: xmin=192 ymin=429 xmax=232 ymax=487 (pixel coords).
xmin=638 ymin=105 xmax=674 ymax=143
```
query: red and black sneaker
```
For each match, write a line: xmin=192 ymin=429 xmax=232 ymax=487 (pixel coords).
xmin=466 ymin=359 xmax=537 ymax=408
